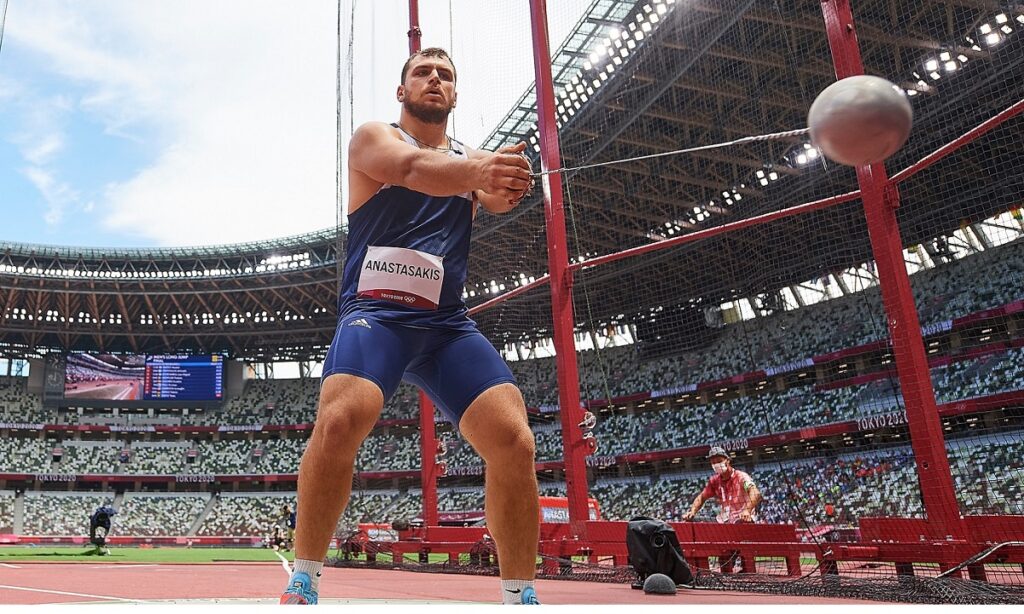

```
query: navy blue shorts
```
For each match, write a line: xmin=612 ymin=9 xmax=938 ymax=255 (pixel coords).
xmin=321 ymin=314 xmax=517 ymax=425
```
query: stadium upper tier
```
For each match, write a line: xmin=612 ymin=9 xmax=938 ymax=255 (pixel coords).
xmin=0 ymin=229 xmax=341 ymax=359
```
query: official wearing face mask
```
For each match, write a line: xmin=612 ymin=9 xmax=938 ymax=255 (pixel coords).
xmin=681 ymin=446 xmax=762 ymax=524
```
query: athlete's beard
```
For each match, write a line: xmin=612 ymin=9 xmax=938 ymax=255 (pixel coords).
xmin=404 ymin=97 xmax=453 ymax=125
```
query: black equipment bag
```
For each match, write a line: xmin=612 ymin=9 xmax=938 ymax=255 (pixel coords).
xmin=626 ymin=516 xmax=694 ymax=588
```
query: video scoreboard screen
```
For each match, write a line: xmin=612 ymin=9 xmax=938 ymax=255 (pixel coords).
xmin=64 ymin=353 xmax=224 ymax=402
xmin=65 ymin=354 xmax=146 ymax=401
xmin=144 ymin=355 xmax=224 ymax=401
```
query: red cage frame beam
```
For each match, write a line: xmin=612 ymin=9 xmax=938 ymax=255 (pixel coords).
xmin=891 ymin=97 xmax=1024 ymax=184
xmin=407 ymin=0 xmax=439 ymax=528
xmin=529 ymin=0 xmax=592 ymax=528
xmin=820 ymin=0 xmax=964 ymax=539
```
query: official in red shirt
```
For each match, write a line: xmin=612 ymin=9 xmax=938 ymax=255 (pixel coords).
xmin=681 ymin=446 xmax=763 ymax=572
xmin=682 ymin=446 xmax=762 ymax=523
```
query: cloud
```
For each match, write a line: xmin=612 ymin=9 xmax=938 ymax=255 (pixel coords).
xmin=22 ymin=166 xmax=79 ymax=226
xmin=8 ymin=1 xmax=339 ymax=246
xmin=4 ymin=0 xmax=592 ymax=247
xmin=21 ymin=132 xmax=64 ymax=165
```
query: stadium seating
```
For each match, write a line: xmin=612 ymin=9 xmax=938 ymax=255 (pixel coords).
xmin=0 ymin=241 xmax=1021 ymax=536
xmin=438 ymin=487 xmax=484 ymax=513
xmin=0 ymin=345 xmax=1019 ymax=479
xmin=0 ymin=437 xmax=53 ymax=473
xmin=0 ymin=490 xmax=15 ymax=533
xmin=22 ymin=493 xmax=115 ymax=536
xmin=196 ymin=493 xmax=297 ymax=537
xmin=0 ymin=378 xmax=49 ymax=424
xmin=5 ymin=429 xmax=1022 ymax=535
xmin=116 ymin=493 xmax=209 ymax=536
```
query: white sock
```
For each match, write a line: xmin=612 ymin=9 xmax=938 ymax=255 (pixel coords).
xmin=501 ymin=579 xmax=535 ymax=605
xmin=293 ymin=559 xmax=323 ymax=592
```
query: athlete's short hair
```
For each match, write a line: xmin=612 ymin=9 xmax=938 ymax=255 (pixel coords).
xmin=401 ymin=47 xmax=457 ymax=84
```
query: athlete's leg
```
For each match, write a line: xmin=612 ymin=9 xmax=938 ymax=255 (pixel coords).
xmin=405 ymin=329 xmax=538 ymax=585
xmin=458 ymin=383 xmax=539 ymax=581
xmin=293 ymin=316 xmax=416 ymax=565
xmin=294 ymin=373 xmax=384 ymax=563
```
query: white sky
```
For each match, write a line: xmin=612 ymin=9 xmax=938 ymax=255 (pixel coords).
xmin=0 ymin=0 xmax=589 ymax=247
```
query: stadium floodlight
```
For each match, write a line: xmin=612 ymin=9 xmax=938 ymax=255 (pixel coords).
xmin=945 ymin=61 xmax=957 ymax=72
xmin=929 ymin=71 xmax=941 ymax=80
xmin=1018 ymin=14 xmax=1024 ymax=24
xmin=1001 ymin=25 xmax=1013 ymax=34
xmin=589 ymin=51 xmax=600 ymax=64
xmin=650 ymin=12 xmax=660 ymax=23
xmin=995 ymin=13 xmax=1008 ymax=24
xmin=939 ymin=51 xmax=951 ymax=61
xmin=641 ymin=21 xmax=652 ymax=33
xmin=985 ymin=32 xmax=1002 ymax=45
xmin=979 ymin=23 xmax=992 ymax=34
xmin=925 ymin=59 xmax=938 ymax=71
xmin=583 ymin=60 xmax=592 ymax=71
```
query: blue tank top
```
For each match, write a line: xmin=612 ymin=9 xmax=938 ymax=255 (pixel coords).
xmin=338 ymin=124 xmax=476 ymax=329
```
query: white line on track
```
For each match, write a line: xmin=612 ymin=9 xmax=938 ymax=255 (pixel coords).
xmin=0 ymin=584 xmax=136 ymax=603
xmin=0 ymin=563 xmax=21 ymax=569
xmin=273 ymin=550 xmax=292 ymax=577
xmin=89 ymin=564 xmax=157 ymax=569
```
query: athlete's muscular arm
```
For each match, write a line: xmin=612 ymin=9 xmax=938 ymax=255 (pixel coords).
xmin=349 ymin=122 xmax=531 ymax=200
xmin=467 ymin=142 xmax=536 ymax=214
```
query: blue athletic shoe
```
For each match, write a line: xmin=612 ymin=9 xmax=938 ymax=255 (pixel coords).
xmin=280 ymin=571 xmax=318 ymax=605
xmin=520 ymin=586 xmax=540 ymax=605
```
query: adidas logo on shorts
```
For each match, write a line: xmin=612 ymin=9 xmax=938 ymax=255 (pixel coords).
xmin=348 ymin=318 xmax=372 ymax=329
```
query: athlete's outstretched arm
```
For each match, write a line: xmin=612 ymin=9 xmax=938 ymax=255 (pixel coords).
xmin=468 ymin=142 xmax=535 ymax=214
xmin=349 ymin=122 xmax=531 ymax=200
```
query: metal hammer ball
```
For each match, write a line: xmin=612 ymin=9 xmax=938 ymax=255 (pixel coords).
xmin=808 ymin=75 xmax=913 ymax=166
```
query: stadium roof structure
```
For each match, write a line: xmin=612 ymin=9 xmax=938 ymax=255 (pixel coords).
xmin=1 ymin=0 xmax=1021 ymax=359
xmin=467 ymin=0 xmax=1024 ymax=344
xmin=0 ymin=230 xmax=340 ymax=360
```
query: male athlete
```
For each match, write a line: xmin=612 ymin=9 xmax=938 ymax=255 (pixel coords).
xmin=280 ymin=48 xmax=540 ymax=605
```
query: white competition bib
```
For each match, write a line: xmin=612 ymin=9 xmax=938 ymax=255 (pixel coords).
xmin=357 ymin=245 xmax=445 ymax=309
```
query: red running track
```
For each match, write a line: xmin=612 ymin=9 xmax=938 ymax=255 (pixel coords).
xmin=0 ymin=562 xmax=883 ymax=605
